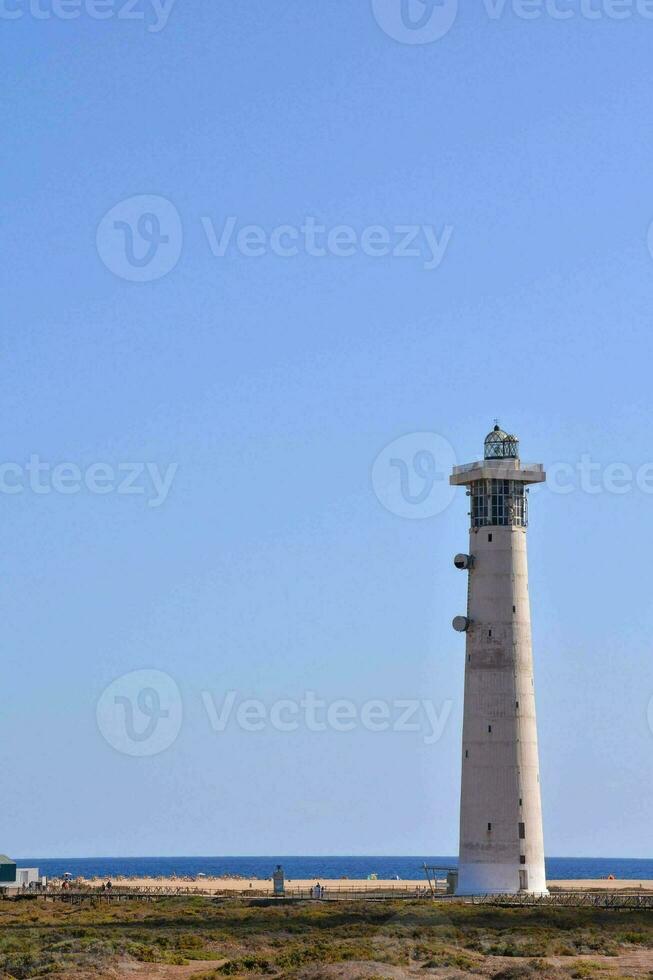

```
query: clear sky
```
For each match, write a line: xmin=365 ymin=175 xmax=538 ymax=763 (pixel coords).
xmin=3 ymin=0 xmax=653 ymax=859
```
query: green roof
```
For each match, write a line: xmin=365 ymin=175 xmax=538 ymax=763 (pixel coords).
xmin=0 ymin=856 xmax=15 ymax=865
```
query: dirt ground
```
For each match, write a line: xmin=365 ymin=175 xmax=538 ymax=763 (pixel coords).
xmin=4 ymin=897 xmax=653 ymax=980
xmin=58 ymin=947 xmax=653 ymax=980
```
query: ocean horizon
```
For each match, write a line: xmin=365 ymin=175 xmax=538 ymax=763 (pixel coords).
xmin=14 ymin=856 xmax=653 ymax=881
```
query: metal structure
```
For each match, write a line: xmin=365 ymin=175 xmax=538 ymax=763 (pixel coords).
xmin=26 ymin=888 xmax=653 ymax=911
xmin=450 ymin=426 xmax=547 ymax=896
xmin=483 ymin=425 xmax=519 ymax=460
xmin=422 ymin=864 xmax=458 ymax=896
xmin=272 ymin=865 xmax=285 ymax=897
xmin=470 ymin=478 xmax=528 ymax=528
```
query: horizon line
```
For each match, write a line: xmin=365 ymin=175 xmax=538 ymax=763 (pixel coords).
xmin=14 ymin=854 xmax=652 ymax=862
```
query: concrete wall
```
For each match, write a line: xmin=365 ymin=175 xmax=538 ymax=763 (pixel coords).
xmin=0 ymin=868 xmax=43 ymax=891
xmin=457 ymin=524 xmax=547 ymax=895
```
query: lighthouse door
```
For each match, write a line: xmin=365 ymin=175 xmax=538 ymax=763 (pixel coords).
xmin=519 ymin=870 xmax=529 ymax=892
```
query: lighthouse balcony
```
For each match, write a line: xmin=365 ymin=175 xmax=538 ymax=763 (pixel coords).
xmin=450 ymin=460 xmax=545 ymax=487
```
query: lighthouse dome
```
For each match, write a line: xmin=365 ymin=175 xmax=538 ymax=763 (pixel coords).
xmin=484 ymin=424 xmax=519 ymax=460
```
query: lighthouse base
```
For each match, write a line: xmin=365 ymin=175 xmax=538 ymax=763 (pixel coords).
xmin=456 ymin=862 xmax=548 ymax=897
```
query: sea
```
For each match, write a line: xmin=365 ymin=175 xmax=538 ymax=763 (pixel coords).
xmin=14 ymin=856 xmax=653 ymax=881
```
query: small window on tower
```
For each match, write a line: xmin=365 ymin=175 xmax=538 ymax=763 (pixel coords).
xmin=520 ymin=855 xmax=526 ymax=865
xmin=513 ymin=605 xmax=516 ymax=613
xmin=519 ymin=822 xmax=526 ymax=839
xmin=487 ymin=822 xmax=492 ymax=832
xmin=465 ymin=750 xmax=469 ymax=758
xmin=488 ymin=725 xmax=492 ymax=733
xmin=488 ymin=534 xmax=493 ymax=543
xmin=488 ymin=630 xmax=492 ymax=638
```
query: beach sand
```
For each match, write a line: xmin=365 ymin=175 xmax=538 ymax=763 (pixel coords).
xmin=70 ymin=876 xmax=653 ymax=894
xmin=548 ymin=878 xmax=653 ymax=892
xmin=82 ymin=877 xmax=426 ymax=893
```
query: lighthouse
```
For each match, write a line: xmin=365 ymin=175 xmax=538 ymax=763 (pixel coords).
xmin=450 ymin=425 xmax=547 ymax=895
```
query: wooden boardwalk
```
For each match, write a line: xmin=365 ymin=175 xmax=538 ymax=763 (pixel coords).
xmin=467 ymin=891 xmax=653 ymax=910
xmin=20 ymin=888 xmax=653 ymax=911
xmin=33 ymin=886 xmax=431 ymax=904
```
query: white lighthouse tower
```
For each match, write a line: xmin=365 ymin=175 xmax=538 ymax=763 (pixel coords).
xmin=450 ymin=425 xmax=547 ymax=896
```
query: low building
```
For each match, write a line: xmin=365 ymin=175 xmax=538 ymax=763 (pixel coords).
xmin=0 ymin=855 xmax=45 ymax=893
xmin=0 ymin=855 xmax=16 ymax=884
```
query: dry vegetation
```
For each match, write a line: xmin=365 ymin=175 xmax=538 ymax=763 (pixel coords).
xmin=0 ymin=896 xmax=652 ymax=979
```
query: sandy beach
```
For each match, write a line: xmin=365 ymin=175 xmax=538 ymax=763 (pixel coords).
xmin=63 ymin=876 xmax=653 ymax=894
xmin=548 ymin=879 xmax=653 ymax=892
xmin=78 ymin=876 xmax=427 ymax=893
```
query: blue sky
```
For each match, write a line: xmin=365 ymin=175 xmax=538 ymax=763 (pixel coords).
xmin=3 ymin=0 xmax=653 ymax=859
